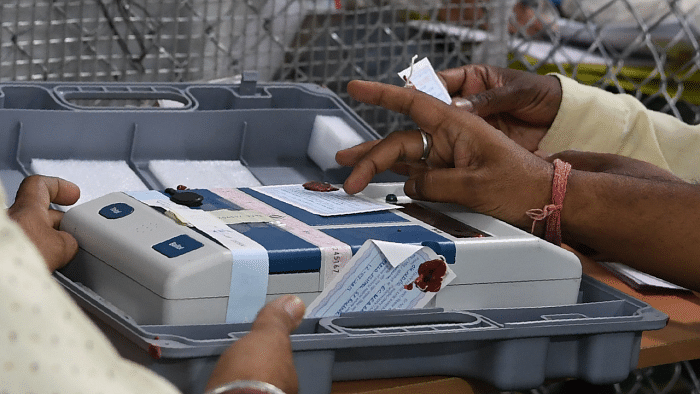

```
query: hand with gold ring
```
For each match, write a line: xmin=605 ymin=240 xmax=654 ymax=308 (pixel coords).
xmin=437 ymin=64 xmax=561 ymax=153
xmin=335 ymin=79 xmax=700 ymax=294
xmin=335 ymin=79 xmax=554 ymax=229
xmin=335 ymin=127 xmax=436 ymax=189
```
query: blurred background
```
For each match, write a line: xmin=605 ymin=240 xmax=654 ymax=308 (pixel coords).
xmin=3 ymin=0 xmax=698 ymax=136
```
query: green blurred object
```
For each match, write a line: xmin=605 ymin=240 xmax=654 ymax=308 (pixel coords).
xmin=510 ymin=56 xmax=700 ymax=105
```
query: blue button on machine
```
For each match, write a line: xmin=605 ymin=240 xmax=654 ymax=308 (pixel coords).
xmin=99 ymin=203 xmax=135 ymax=219
xmin=153 ymin=234 xmax=204 ymax=258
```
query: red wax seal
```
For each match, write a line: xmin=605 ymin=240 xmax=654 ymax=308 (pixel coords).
xmin=405 ymin=259 xmax=448 ymax=293
xmin=303 ymin=181 xmax=339 ymax=192
xmin=148 ymin=344 xmax=162 ymax=359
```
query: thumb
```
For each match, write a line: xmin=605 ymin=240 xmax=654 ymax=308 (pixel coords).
xmin=205 ymin=295 xmax=305 ymax=394
xmin=251 ymin=295 xmax=305 ymax=334
xmin=44 ymin=230 xmax=79 ymax=272
xmin=453 ymin=85 xmax=518 ymax=118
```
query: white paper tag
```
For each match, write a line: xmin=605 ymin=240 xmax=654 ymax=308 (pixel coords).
xmin=398 ymin=57 xmax=452 ymax=105
xmin=305 ymin=240 xmax=456 ymax=318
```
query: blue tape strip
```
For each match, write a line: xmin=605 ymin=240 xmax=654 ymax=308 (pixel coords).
xmin=126 ymin=190 xmax=168 ymax=201
xmin=224 ymin=248 xmax=269 ymax=323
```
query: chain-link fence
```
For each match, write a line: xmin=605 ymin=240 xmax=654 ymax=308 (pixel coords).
xmin=506 ymin=0 xmax=700 ymax=125
xmin=2 ymin=1 xmax=699 ymax=132
xmin=0 ymin=0 xmax=507 ymax=135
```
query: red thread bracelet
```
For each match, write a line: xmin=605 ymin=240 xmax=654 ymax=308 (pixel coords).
xmin=526 ymin=159 xmax=572 ymax=246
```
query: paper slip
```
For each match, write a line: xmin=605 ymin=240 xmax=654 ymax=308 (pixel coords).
xmin=305 ymin=240 xmax=456 ymax=318
xmin=599 ymin=262 xmax=690 ymax=292
xmin=251 ymin=184 xmax=398 ymax=216
xmin=398 ymin=57 xmax=452 ymax=105
xmin=210 ymin=209 xmax=273 ymax=225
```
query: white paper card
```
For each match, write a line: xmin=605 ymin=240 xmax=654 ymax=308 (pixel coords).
xmin=210 ymin=209 xmax=273 ymax=225
xmin=251 ymin=184 xmax=397 ymax=216
xmin=600 ymin=262 xmax=689 ymax=291
xmin=398 ymin=57 xmax=452 ymax=105
xmin=305 ymin=240 xmax=456 ymax=318
xmin=372 ymin=240 xmax=424 ymax=268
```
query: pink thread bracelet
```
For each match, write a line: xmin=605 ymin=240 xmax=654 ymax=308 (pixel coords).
xmin=526 ymin=159 xmax=572 ymax=246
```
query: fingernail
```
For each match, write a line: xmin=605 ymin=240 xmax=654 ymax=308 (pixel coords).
xmin=453 ymin=98 xmax=473 ymax=111
xmin=283 ymin=295 xmax=305 ymax=320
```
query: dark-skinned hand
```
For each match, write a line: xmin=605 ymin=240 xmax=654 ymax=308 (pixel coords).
xmin=438 ymin=64 xmax=562 ymax=152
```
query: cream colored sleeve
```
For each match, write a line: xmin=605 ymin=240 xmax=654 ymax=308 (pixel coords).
xmin=538 ymin=74 xmax=700 ymax=183
xmin=0 ymin=184 xmax=182 ymax=394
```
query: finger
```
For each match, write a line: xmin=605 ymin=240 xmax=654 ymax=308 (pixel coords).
xmin=342 ymin=130 xmax=428 ymax=195
xmin=437 ymin=66 xmax=484 ymax=96
xmin=437 ymin=73 xmax=447 ymax=90
xmin=336 ymin=140 xmax=422 ymax=177
xmin=347 ymin=80 xmax=449 ymax=131
xmin=46 ymin=209 xmax=79 ymax=265
xmin=335 ymin=139 xmax=382 ymax=167
xmin=251 ymin=295 xmax=305 ymax=334
xmin=205 ymin=295 xmax=304 ymax=394
xmin=392 ymin=161 xmax=428 ymax=177
xmin=54 ymin=178 xmax=81 ymax=206
xmin=545 ymin=150 xmax=627 ymax=173
xmin=547 ymin=150 xmax=685 ymax=183
xmin=46 ymin=231 xmax=79 ymax=271
xmin=459 ymin=85 xmax=525 ymax=118
xmin=346 ymin=80 xmax=497 ymax=194
xmin=13 ymin=175 xmax=80 ymax=211
xmin=438 ymin=65 xmax=512 ymax=116
xmin=336 ymin=135 xmax=430 ymax=176
xmin=48 ymin=209 xmax=64 ymax=229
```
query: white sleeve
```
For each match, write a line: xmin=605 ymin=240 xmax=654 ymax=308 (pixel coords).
xmin=0 ymin=186 xmax=182 ymax=394
xmin=539 ymin=74 xmax=700 ymax=183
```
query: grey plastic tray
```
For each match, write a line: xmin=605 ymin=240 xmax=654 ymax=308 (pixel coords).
xmin=0 ymin=74 xmax=395 ymax=201
xmin=0 ymin=79 xmax=668 ymax=393
xmin=54 ymin=273 xmax=667 ymax=393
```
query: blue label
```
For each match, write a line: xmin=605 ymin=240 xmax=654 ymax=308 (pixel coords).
xmin=152 ymin=234 xmax=204 ymax=258
xmin=99 ymin=203 xmax=134 ymax=219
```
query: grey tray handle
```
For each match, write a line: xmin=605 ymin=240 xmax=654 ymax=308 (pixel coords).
xmin=318 ymin=309 xmax=500 ymax=335
xmin=53 ymin=85 xmax=195 ymax=110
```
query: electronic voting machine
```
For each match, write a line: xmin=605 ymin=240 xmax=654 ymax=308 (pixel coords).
xmin=59 ymin=182 xmax=582 ymax=325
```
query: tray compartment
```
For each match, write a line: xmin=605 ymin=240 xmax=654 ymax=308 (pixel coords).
xmin=0 ymin=81 xmax=383 ymax=204
xmin=0 ymin=80 xmax=667 ymax=393
xmin=54 ymin=273 xmax=667 ymax=394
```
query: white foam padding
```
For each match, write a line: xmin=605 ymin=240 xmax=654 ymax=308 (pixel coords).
xmin=307 ymin=115 xmax=366 ymax=171
xmin=30 ymin=159 xmax=149 ymax=211
xmin=148 ymin=160 xmax=262 ymax=189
